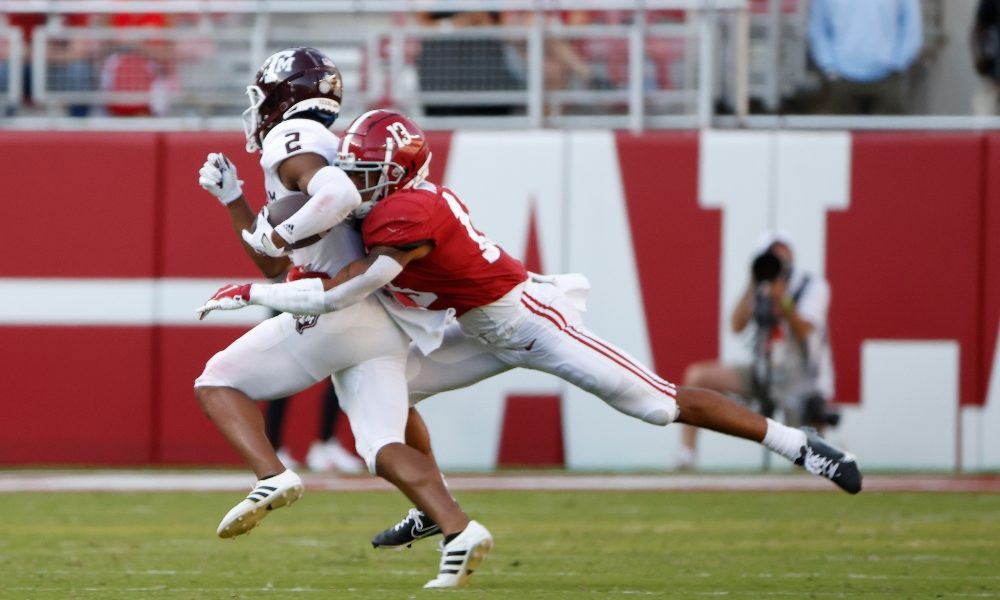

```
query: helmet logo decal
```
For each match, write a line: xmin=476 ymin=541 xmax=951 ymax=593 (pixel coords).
xmin=318 ymin=72 xmax=339 ymax=95
xmin=261 ymin=50 xmax=296 ymax=83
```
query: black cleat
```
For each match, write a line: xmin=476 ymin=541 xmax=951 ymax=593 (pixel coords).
xmin=371 ymin=508 xmax=442 ymax=550
xmin=794 ymin=427 xmax=863 ymax=494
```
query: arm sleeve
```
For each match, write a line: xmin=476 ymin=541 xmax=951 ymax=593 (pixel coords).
xmin=274 ymin=165 xmax=361 ymax=244
xmin=249 ymin=255 xmax=403 ymax=314
xmin=321 ymin=255 xmax=404 ymax=311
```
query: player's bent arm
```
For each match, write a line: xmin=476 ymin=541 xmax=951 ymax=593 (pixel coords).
xmin=249 ymin=255 xmax=400 ymax=314
xmin=325 ymin=244 xmax=433 ymax=288
xmin=270 ymin=153 xmax=361 ymax=249
xmin=248 ymin=243 xmax=431 ymax=314
xmin=197 ymin=151 xmax=290 ymax=277
xmin=224 ymin=198 xmax=291 ymax=278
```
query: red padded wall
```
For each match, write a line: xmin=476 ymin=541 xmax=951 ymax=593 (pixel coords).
xmin=0 ymin=133 xmax=158 ymax=278
xmin=827 ymin=133 xmax=984 ymax=406
xmin=0 ymin=326 xmax=153 ymax=464
xmin=0 ymin=129 xmax=994 ymax=466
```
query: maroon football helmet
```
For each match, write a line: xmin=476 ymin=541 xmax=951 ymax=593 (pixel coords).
xmin=242 ymin=47 xmax=343 ymax=152
xmin=335 ymin=110 xmax=432 ymax=210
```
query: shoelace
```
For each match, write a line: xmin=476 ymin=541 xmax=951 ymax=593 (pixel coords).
xmin=393 ymin=508 xmax=425 ymax=532
xmin=802 ymin=448 xmax=839 ymax=479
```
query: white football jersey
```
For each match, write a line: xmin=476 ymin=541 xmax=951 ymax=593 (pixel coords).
xmin=258 ymin=118 xmax=363 ymax=275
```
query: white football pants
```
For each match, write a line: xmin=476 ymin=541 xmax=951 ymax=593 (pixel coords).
xmin=194 ymin=294 xmax=409 ymax=472
xmin=405 ymin=280 xmax=680 ymax=426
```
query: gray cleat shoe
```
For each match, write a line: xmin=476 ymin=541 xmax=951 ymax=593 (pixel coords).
xmin=371 ymin=508 xmax=441 ymax=550
xmin=795 ymin=427 xmax=862 ymax=494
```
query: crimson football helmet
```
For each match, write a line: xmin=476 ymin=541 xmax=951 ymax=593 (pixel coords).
xmin=242 ymin=47 xmax=343 ymax=152
xmin=335 ymin=110 xmax=432 ymax=210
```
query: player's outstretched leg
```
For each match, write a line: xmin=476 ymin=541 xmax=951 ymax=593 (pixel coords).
xmin=794 ymin=426 xmax=862 ymax=494
xmin=675 ymin=386 xmax=862 ymax=494
xmin=217 ymin=469 xmax=304 ymax=538
xmin=372 ymin=507 xmax=441 ymax=549
xmin=423 ymin=520 xmax=494 ymax=589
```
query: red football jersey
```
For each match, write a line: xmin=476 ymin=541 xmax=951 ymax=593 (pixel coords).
xmin=362 ymin=183 xmax=528 ymax=316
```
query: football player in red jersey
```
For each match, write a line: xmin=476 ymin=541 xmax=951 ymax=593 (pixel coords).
xmin=198 ymin=109 xmax=864 ymax=548
xmin=195 ymin=53 xmax=491 ymax=588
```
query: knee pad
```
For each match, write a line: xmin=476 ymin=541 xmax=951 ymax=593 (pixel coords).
xmin=642 ymin=397 xmax=680 ymax=426
xmin=606 ymin=380 xmax=680 ymax=426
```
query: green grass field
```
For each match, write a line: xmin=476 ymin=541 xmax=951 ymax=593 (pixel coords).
xmin=1 ymin=489 xmax=997 ymax=599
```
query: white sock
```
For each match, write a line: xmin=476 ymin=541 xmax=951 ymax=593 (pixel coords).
xmin=762 ymin=418 xmax=807 ymax=462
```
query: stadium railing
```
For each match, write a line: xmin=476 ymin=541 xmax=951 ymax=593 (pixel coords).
xmin=0 ymin=0 xmax=994 ymax=131
xmin=0 ymin=0 xmax=752 ymax=131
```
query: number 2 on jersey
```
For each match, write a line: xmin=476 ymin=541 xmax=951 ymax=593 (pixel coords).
xmin=442 ymin=190 xmax=500 ymax=263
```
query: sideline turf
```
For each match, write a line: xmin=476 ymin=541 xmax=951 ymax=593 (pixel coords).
xmin=1 ymin=490 xmax=996 ymax=598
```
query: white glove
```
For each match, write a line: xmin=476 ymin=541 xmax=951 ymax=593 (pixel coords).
xmin=198 ymin=152 xmax=244 ymax=205
xmin=241 ymin=208 xmax=290 ymax=257
xmin=196 ymin=283 xmax=253 ymax=320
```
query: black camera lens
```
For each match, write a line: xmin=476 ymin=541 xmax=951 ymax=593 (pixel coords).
xmin=752 ymin=251 xmax=782 ymax=282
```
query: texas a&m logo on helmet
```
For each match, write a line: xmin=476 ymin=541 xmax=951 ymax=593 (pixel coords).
xmin=242 ymin=47 xmax=343 ymax=152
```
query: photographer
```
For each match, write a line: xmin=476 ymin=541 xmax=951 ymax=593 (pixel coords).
xmin=675 ymin=232 xmax=838 ymax=470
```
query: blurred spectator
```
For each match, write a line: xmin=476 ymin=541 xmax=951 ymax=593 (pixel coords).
xmin=0 ymin=12 xmax=95 ymax=116
xmin=565 ymin=10 xmax=686 ymax=92
xmin=414 ymin=11 xmax=523 ymax=116
xmin=808 ymin=0 xmax=923 ymax=114
xmin=972 ymin=0 xmax=1000 ymax=115
xmin=502 ymin=11 xmax=596 ymax=93
xmin=265 ymin=381 xmax=364 ymax=474
xmin=96 ymin=8 xmax=176 ymax=116
xmin=675 ymin=232 xmax=838 ymax=470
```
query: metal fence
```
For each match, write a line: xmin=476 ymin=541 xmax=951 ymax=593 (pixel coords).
xmin=0 ymin=0 xmax=758 ymax=131
xmin=0 ymin=0 xmax=985 ymax=131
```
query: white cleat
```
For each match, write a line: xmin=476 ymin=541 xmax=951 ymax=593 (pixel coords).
xmin=423 ymin=520 xmax=493 ymax=589
xmin=216 ymin=469 xmax=304 ymax=538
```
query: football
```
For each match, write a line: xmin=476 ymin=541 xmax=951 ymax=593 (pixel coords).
xmin=254 ymin=192 xmax=322 ymax=249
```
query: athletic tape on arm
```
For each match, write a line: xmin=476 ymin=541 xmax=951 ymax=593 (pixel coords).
xmin=276 ymin=166 xmax=361 ymax=244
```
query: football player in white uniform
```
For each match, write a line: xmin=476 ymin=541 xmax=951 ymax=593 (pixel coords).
xmin=194 ymin=48 xmax=491 ymax=589
xmin=199 ymin=109 xmax=864 ymax=550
